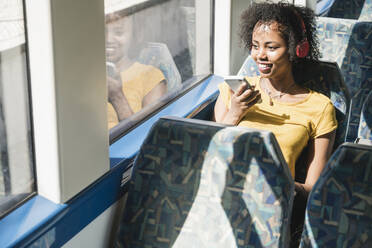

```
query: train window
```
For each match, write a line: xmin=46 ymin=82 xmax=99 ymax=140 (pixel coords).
xmin=104 ymin=0 xmax=213 ymax=140
xmin=0 ymin=0 xmax=36 ymax=218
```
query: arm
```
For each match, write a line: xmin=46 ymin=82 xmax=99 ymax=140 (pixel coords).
xmin=295 ymin=130 xmax=336 ymax=193
xmin=142 ymin=79 xmax=167 ymax=107
xmin=107 ymin=74 xmax=134 ymax=121
xmin=213 ymin=83 xmax=261 ymax=125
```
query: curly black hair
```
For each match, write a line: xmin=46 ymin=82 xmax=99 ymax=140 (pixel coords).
xmin=240 ymin=1 xmax=319 ymax=63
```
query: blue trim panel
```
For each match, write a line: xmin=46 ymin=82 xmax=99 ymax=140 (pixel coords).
xmin=0 ymin=75 xmax=223 ymax=247
xmin=0 ymin=196 xmax=66 ymax=248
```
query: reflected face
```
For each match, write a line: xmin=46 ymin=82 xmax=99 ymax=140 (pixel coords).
xmin=105 ymin=16 xmax=133 ymax=63
xmin=250 ymin=22 xmax=291 ymax=80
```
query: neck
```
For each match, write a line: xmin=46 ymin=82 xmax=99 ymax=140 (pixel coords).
xmin=116 ymin=56 xmax=133 ymax=71
xmin=267 ymin=71 xmax=295 ymax=92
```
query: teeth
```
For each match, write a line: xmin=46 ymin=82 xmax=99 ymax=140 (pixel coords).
xmin=258 ymin=64 xmax=271 ymax=69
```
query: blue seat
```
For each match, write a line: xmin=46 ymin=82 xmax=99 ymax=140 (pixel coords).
xmin=317 ymin=16 xmax=372 ymax=141
xmin=138 ymin=42 xmax=182 ymax=92
xmin=237 ymin=55 xmax=260 ymax=77
xmin=113 ymin=116 xmax=294 ymax=247
xmin=357 ymin=91 xmax=372 ymax=142
xmin=322 ymin=0 xmax=366 ymax=19
xmin=316 ymin=17 xmax=355 ymax=69
xmin=359 ymin=0 xmax=372 ymax=21
xmin=300 ymin=143 xmax=372 ymax=247
xmin=342 ymin=21 xmax=372 ymax=141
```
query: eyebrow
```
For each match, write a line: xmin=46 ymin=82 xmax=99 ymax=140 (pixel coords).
xmin=252 ymin=40 xmax=280 ymax=45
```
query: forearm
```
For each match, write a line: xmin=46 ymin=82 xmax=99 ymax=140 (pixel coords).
xmin=109 ymin=91 xmax=134 ymax=121
xmin=218 ymin=111 xmax=243 ymax=125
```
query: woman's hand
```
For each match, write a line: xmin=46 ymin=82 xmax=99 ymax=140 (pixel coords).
xmin=223 ymin=82 xmax=261 ymax=125
xmin=106 ymin=63 xmax=134 ymax=120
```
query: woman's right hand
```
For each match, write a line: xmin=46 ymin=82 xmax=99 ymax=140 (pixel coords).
xmin=224 ymin=82 xmax=261 ymax=125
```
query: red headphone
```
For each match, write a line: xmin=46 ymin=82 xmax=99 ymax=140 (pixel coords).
xmin=295 ymin=12 xmax=309 ymax=58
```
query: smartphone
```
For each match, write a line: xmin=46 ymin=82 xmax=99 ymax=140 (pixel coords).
xmin=106 ymin=62 xmax=121 ymax=81
xmin=224 ymin=76 xmax=252 ymax=92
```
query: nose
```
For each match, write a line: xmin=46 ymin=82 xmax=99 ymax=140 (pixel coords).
xmin=257 ymin=47 xmax=267 ymax=60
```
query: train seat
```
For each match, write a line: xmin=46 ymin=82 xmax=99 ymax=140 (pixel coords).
xmin=138 ymin=42 xmax=182 ymax=92
xmin=357 ymin=91 xmax=372 ymax=144
xmin=113 ymin=116 xmax=294 ymax=247
xmin=300 ymin=143 xmax=372 ymax=247
xmin=359 ymin=0 xmax=372 ymax=21
xmin=237 ymin=55 xmax=260 ymax=77
xmin=316 ymin=16 xmax=372 ymax=141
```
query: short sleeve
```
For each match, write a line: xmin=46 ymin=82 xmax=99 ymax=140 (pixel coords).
xmin=313 ymin=101 xmax=338 ymax=138
xmin=141 ymin=65 xmax=165 ymax=96
xmin=218 ymin=82 xmax=232 ymax=109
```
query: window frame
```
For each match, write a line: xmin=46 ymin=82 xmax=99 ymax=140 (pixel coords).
xmin=0 ymin=0 xmax=217 ymax=246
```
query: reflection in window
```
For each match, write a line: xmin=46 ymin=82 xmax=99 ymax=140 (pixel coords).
xmin=0 ymin=0 xmax=36 ymax=217
xmin=104 ymin=0 xmax=213 ymax=131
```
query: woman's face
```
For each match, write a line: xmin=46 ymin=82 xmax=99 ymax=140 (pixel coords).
xmin=251 ymin=22 xmax=291 ymax=80
xmin=105 ymin=16 xmax=133 ymax=63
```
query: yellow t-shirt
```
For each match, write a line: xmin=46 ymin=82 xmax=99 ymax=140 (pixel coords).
xmin=218 ymin=76 xmax=338 ymax=178
xmin=107 ymin=62 xmax=165 ymax=129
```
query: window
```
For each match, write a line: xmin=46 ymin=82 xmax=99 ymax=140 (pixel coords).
xmin=104 ymin=0 xmax=213 ymax=140
xmin=0 ymin=0 xmax=36 ymax=217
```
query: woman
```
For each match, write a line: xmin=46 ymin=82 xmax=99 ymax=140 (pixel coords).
xmin=213 ymin=2 xmax=337 ymax=245
xmin=105 ymin=14 xmax=167 ymax=129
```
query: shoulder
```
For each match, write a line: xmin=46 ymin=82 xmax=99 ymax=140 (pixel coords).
xmin=128 ymin=62 xmax=165 ymax=82
xmin=308 ymin=90 xmax=334 ymax=111
xmin=308 ymin=91 xmax=337 ymax=138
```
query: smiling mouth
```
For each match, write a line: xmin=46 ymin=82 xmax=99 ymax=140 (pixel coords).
xmin=258 ymin=63 xmax=273 ymax=73
xmin=258 ymin=63 xmax=272 ymax=69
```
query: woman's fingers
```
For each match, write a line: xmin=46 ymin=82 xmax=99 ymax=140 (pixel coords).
xmin=244 ymin=92 xmax=261 ymax=107
xmin=235 ymin=82 xmax=250 ymax=96
xmin=238 ymin=88 xmax=260 ymax=103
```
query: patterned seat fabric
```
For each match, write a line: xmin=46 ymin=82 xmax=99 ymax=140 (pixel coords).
xmin=324 ymin=0 xmax=366 ymax=19
xmin=359 ymin=0 xmax=372 ymax=21
xmin=317 ymin=16 xmax=372 ymax=141
xmin=341 ymin=22 xmax=372 ymax=141
xmin=358 ymin=91 xmax=372 ymax=141
xmin=114 ymin=116 xmax=294 ymax=248
xmin=237 ymin=55 xmax=260 ymax=77
xmin=345 ymin=89 xmax=371 ymax=141
xmin=316 ymin=17 xmax=355 ymax=69
xmin=340 ymin=22 xmax=372 ymax=97
xmin=138 ymin=42 xmax=182 ymax=92
xmin=300 ymin=143 xmax=372 ymax=247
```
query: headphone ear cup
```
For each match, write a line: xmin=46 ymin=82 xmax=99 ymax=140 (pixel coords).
xmin=296 ymin=39 xmax=309 ymax=58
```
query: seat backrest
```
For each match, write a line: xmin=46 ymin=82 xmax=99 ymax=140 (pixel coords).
xmin=113 ymin=116 xmax=294 ymax=248
xmin=138 ymin=42 xmax=182 ymax=92
xmin=358 ymin=0 xmax=372 ymax=21
xmin=300 ymin=143 xmax=372 ymax=247
xmin=322 ymin=0 xmax=366 ymax=19
xmin=316 ymin=15 xmax=372 ymax=141
xmin=316 ymin=17 xmax=355 ymax=69
xmin=341 ymin=21 xmax=372 ymax=141
xmin=358 ymin=91 xmax=372 ymax=141
xmin=340 ymin=21 xmax=372 ymax=96
xmin=237 ymin=55 xmax=260 ymax=77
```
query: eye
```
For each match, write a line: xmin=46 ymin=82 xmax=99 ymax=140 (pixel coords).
xmin=251 ymin=44 xmax=259 ymax=50
xmin=268 ymin=46 xmax=278 ymax=51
